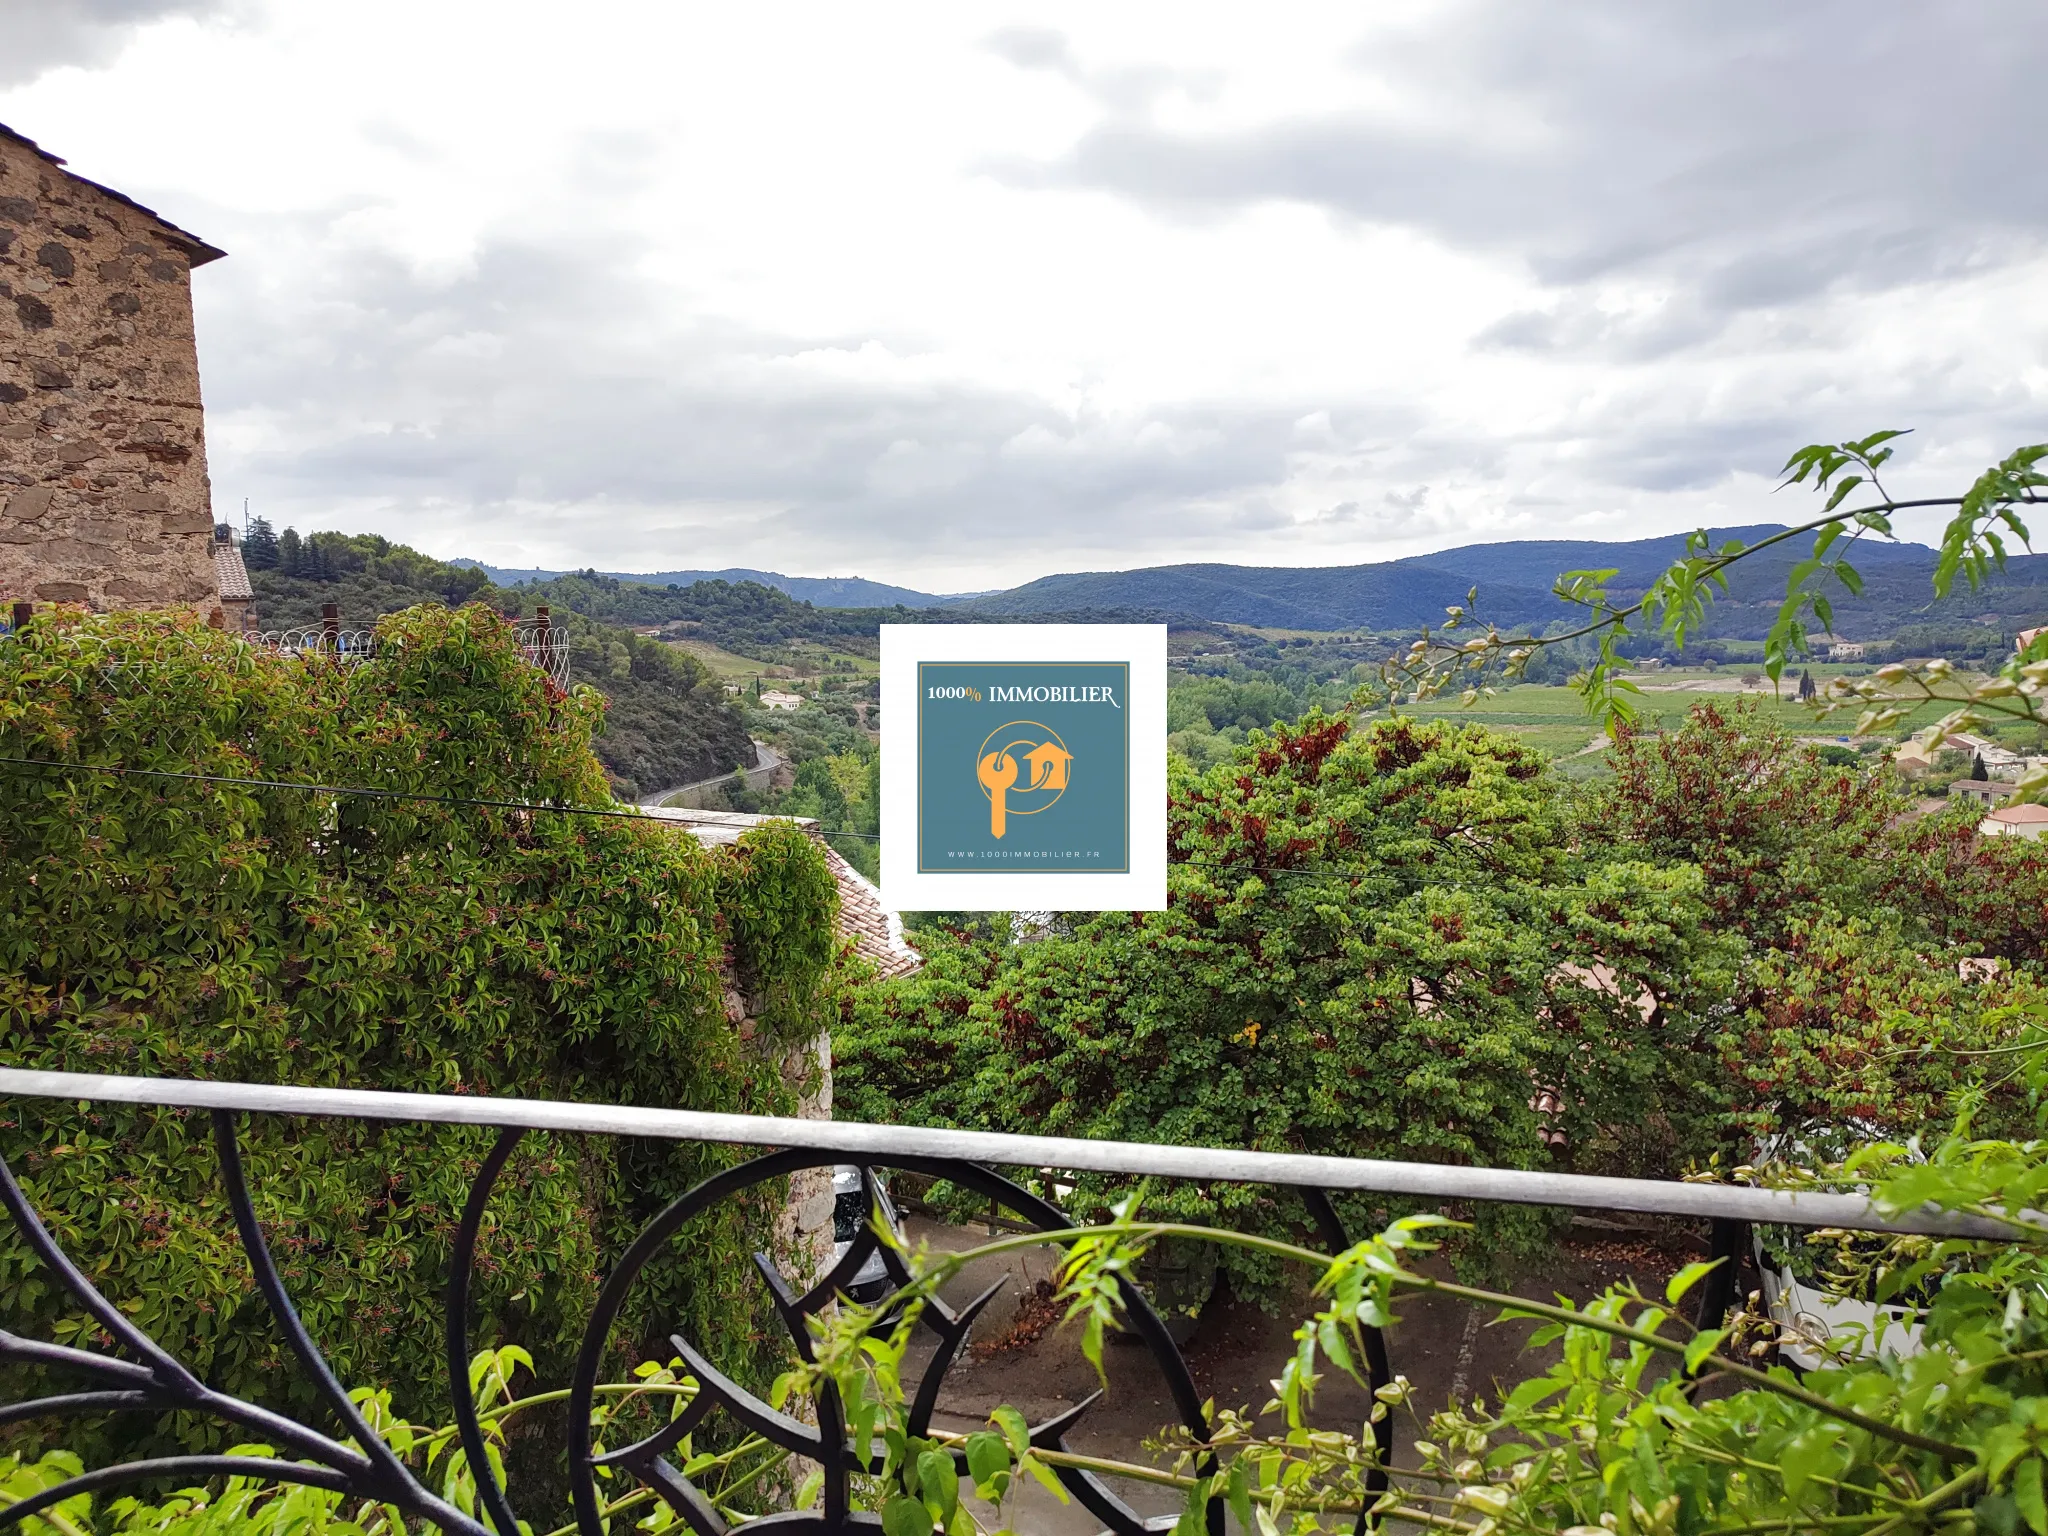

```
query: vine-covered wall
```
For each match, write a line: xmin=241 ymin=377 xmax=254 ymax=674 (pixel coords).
xmin=0 ymin=605 xmax=846 ymax=1457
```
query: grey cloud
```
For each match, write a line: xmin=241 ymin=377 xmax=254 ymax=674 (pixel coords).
xmin=993 ymin=3 xmax=2048 ymax=348
xmin=984 ymin=26 xmax=1077 ymax=76
xmin=198 ymin=227 xmax=1352 ymax=567
xmin=0 ymin=0 xmax=245 ymax=86
xmin=192 ymin=208 xmax=2040 ymax=575
xmin=980 ymin=26 xmax=1214 ymax=117
xmin=141 ymin=13 xmax=2048 ymax=581
xmin=1475 ymin=295 xmax=1721 ymax=361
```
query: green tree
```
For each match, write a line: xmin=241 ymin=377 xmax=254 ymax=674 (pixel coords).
xmin=241 ymin=515 xmax=278 ymax=570
xmin=841 ymin=713 xmax=1733 ymax=1283
xmin=1576 ymin=699 xmax=1904 ymax=943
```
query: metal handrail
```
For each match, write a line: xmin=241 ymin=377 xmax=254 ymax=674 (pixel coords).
xmin=0 ymin=1067 xmax=2023 ymax=1240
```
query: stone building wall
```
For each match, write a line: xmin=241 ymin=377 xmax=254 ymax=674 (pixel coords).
xmin=0 ymin=124 xmax=228 ymax=616
xmin=712 ymin=949 xmax=838 ymax=1284
xmin=651 ymin=805 xmax=925 ymax=1288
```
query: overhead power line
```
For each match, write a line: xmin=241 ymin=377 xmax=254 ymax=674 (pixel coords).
xmin=0 ymin=755 xmax=1411 ymax=886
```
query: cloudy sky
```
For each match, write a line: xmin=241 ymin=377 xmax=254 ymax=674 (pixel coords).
xmin=4 ymin=2 xmax=2045 ymax=591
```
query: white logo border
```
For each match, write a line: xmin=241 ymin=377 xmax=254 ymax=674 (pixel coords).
xmin=879 ymin=623 xmax=1168 ymax=913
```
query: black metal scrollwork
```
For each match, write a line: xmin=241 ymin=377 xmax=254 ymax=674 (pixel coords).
xmin=561 ymin=1152 xmax=1241 ymax=1536
xmin=0 ymin=1118 xmax=1392 ymax=1536
xmin=0 ymin=1112 xmax=489 ymax=1534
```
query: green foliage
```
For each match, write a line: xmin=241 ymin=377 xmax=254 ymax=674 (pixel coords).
xmin=1569 ymin=699 xmax=2048 ymax=1142
xmin=1581 ymin=699 xmax=1906 ymax=941
xmin=88 ymin=1126 xmax=2045 ymax=1536
xmin=239 ymin=517 xmax=278 ymax=572
xmin=0 ymin=607 xmax=843 ymax=1459
xmin=718 ymin=816 xmax=846 ymax=1039
xmin=766 ymin=1125 xmax=2048 ymax=1536
xmin=761 ymin=750 xmax=880 ymax=880
xmin=0 ymin=1347 xmax=783 ymax=1534
xmin=509 ymin=603 xmax=754 ymax=798
xmin=1381 ymin=433 xmax=2045 ymax=773
xmin=1880 ymin=808 xmax=2048 ymax=967
xmin=248 ymin=534 xmax=753 ymax=799
xmin=1383 ymin=1130 xmax=2048 ymax=1536
xmin=738 ymin=691 xmax=872 ymax=783
xmin=848 ymin=694 xmax=2048 ymax=1300
xmin=519 ymin=573 xmax=900 ymax=658
xmin=1165 ymin=668 xmax=1354 ymax=771
xmin=1714 ymin=916 xmax=2044 ymax=1139
xmin=840 ymin=712 xmax=1740 ymax=1283
xmin=1580 ymin=698 xmax=2048 ymax=965
xmin=253 ymin=530 xmax=490 ymax=608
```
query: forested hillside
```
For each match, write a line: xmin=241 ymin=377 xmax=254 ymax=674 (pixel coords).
xmin=512 ymin=571 xmax=900 ymax=656
xmin=970 ymin=533 xmax=2048 ymax=636
xmin=243 ymin=528 xmax=753 ymax=798
xmin=462 ymin=560 xmax=947 ymax=609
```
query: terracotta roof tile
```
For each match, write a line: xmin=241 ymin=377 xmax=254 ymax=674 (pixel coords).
xmin=821 ymin=843 xmax=922 ymax=980
xmin=213 ymin=534 xmax=252 ymax=602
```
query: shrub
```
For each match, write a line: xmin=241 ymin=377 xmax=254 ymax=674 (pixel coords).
xmin=0 ymin=606 xmax=843 ymax=1460
xmin=1713 ymin=915 xmax=2043 ymax=1140
xmin=1880 ymin=803 xmax=2048 ymax=966
xmin=1579 ymin=699 xmax=1906 ymax=942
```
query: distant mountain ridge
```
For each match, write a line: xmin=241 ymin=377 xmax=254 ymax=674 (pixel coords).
xmin=461 ymin=525 xmax=2047 ymax=638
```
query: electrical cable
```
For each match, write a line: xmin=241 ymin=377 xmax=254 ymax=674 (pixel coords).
xmin=0 ymin=754 xmax=1413 ymax=886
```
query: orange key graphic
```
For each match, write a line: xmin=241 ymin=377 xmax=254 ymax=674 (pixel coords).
xmin=976 ymin=749 xmax=1019 ymax=838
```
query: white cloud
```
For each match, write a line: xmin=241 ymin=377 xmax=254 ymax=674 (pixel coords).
xmin=3 ymin=0 xmax=2044 ymax=589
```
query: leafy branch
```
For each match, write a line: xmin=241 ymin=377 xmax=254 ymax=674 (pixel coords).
xmin=769 ymin=1176 xmax=2020 ymax=1536
xmin=1375 ymin=433 xmax=2045 ymax=799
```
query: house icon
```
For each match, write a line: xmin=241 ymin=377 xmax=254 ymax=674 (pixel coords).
xmin=1022 ymin=739 xmax=1074 ymax=792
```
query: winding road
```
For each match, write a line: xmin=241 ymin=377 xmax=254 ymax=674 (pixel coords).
xmin=636 ymin=740 xmax=781 ymax=808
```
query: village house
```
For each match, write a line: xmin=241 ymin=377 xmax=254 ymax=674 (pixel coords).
xmin=1893 ymin=731 xmax=2030 ymax=781
xmin=1 ymin=123 xmax=235 ymax=621
xmin=1950 ymin=778 xmax=2013 ymax=808
xmin=1983 ymin=803 xmax=2048 ymax=841
xmin=759 ymin=688 xmax=804 ymax=711
xmin=212 ymin=523 xmax=253 ymax=630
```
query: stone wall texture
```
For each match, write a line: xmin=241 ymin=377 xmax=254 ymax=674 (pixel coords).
xmin=0 ymin=125 xmax=227 ymax=615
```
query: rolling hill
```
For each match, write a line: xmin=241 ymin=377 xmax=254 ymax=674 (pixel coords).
xmin=963 ymin=526 xmax=2047 ymax=638
xmin=453 ymin=523 xmax=2047 ymax=641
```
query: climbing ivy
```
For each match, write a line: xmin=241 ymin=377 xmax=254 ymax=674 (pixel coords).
xmin=0 ymin=605 xmax=845 ymax=1461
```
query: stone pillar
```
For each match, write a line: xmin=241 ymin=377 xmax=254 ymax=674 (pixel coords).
xmin=718 ymin=955 xmax=836 ymax=1285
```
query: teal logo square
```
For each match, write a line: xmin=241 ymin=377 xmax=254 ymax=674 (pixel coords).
xmin=916 ymin=661 xmax=1130 ymax=873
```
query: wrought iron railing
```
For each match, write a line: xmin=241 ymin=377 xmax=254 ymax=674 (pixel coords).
xmin=0 ymin=1069 xmax=2016 ymax=1536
